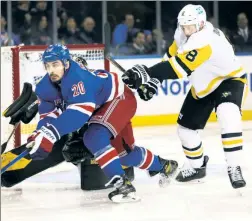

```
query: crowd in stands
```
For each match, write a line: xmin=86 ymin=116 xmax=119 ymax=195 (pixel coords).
xmin=1 ymin=1 xmax=252 ymax=55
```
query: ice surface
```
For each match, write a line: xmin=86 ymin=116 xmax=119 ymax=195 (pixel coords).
xmin=2 ymin=122 xmax=252 ymax=221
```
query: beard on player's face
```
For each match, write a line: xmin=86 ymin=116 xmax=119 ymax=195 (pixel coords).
xmin=45 ymin=61 xmax=65 ymax=82
xmin=49 ymin=72 xmax=61 ymax=81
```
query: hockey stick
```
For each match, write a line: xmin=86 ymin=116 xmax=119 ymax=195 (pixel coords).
xmin=1 ymin=122 xmax=20 ymax=154
xmin=1 ymin=146 xmax=33 ymax=174
xmin=106 ymin=55 xmax=126 ymax=73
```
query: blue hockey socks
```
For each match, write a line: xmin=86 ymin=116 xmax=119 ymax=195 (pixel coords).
xmin=83 ymin=124 xmax=125 ymax=179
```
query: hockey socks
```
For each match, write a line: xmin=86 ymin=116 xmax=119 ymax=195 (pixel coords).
xmin=83 ymin=124 xmax=125 ymax=179
xmin=120 ymin=146 xmax=163 ymax=171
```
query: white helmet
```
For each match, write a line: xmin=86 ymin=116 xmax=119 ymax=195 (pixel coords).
xmin=177 ymin=4 xmax=206 ymax=31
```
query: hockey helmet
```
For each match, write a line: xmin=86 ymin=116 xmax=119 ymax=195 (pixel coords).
xmin=42 ymin=44 xmax=71 ymax=67
xmin=177 ymin=4 xmax=206 ymax=31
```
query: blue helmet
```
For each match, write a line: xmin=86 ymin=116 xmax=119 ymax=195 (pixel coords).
xmin=42 ymin=44 xmax=71 ymax=67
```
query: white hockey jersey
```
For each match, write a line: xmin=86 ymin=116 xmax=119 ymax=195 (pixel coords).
xmin=164 ymin=22 xmax=244 ymax=98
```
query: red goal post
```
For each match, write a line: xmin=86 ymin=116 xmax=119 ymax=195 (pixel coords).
xmin=1 ymin=44 xmax=110 ymax=149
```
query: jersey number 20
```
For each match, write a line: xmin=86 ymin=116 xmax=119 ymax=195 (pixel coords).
xmin=72 ymin=81 xmax=85 ymax=97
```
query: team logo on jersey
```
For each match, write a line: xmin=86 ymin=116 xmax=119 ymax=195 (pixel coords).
xmin=179 ymin=113 xmax=183 ymax=120
xmin=222 ymin=91 xmax=232 ymax=98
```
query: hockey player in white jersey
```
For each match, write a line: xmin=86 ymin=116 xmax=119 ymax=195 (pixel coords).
xmin=122 ymin=4 xmax=247 ymax=189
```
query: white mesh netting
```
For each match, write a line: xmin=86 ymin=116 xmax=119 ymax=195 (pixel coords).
xmin=1 ymin=45 xmax=107 ymax=150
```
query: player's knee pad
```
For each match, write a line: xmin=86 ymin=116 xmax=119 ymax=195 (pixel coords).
xmin=177 ymin=125 xmax=203 ymax=167
xmin=216 ymin=102 xmax=242 ymax=134
xmin=83 ymin=124 xmax=112 ymax=154
xmin=177 ymin=124 xmax=201 ymax=148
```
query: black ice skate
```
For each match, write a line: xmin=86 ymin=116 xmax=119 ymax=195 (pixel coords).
xmin=228 ymin=166 xmax=246 ymax=189
xmin=148 ymin=157 xmax=178 ymax=187
xmin=107 ymin=175 xmax=140 ymax=203
xmin=176 ymin=155 xmax=209 ymax=183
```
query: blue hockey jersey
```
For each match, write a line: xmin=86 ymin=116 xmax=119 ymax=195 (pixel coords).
xmin=35 ymin=60 xmax=124 ymax=137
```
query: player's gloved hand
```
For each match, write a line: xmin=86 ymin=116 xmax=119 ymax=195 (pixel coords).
xmin=122 ymin=65 xmax=151 ymax=89
xmin=137 ymin=78 xmax=160 ymax=101
xmin=62 ymin=138 xmax=94 ymax=165
xmin=27 ymin=125 xmax=60 ymax=160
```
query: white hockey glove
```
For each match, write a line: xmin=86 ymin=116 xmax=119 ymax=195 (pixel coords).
xmin=27 ymin=125 xmax=60 ymax=160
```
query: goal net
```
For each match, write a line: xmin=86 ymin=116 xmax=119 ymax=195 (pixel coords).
xmin=1 ymin=44 xmax=109 ymax=151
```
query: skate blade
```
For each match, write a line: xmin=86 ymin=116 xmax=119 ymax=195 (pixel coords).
xmin=173 ymin=178 xmax=205 ymax=185
xmin=110 ymin=192 xmax=141 ymax=203
xmin=159 ymin=168 xmax=178 ymax=187
xmin=235 ymin=189 xmax=244 ymax=197
xmin=159 ymin=175 xmax=173 ymax=187
xmin=233 ymin=185 xmax=246 ymax=197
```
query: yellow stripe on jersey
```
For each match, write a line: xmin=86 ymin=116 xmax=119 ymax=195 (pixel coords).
xmin=232 ymin=77 xmax=247 ymax=84
xmin=168 ymin=41 xmax=178 ymax=58
xmin=162 ymin=41 xmax=178 ymax=62
xmin=197 ymin=67 xmax=243 ymax=97
xmin=191 ymin=86 xmax=198 ymax=100
xmin=242 ymin=84 xmax=249 ymax=107
xmin=176 ymin=44 xmax=212 ymax=73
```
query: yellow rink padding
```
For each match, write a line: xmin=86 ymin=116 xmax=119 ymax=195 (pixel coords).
xmin=131 ymin=110 xmax=252 ymax=127
xmin=20 ymin=110 xmax=252 ymax=134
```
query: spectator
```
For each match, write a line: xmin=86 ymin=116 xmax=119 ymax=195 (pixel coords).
xmin=31 ymin=16 xmax=52 ymax=45
xmin=152 ymin=29 xmax=167 ymax=53
xmin=231 ymin=13 xmax=252 ymax=52
xmin=57 ymin=16 xmax=65 ymax=42
xmin=19 ymin=11 xmax=33 ymax=45
xmin=57 ymin=1 xmax=67 ymax=18
xmin=30 ymin=1 xmax=51 ymax=24
xmin=128 ymin=31 xmax=148 ymax=55
xmin=1 ymin=15 xmax=20 ymax=46
xmin=112 ymin=13 xmax=139 ymax=46
xmin=79 ymin=16 xmax=97 ymax=44
xmin=62 ymin=17 xmax=82 ymax=44
xmin=144 ymin=30 xmax=156 ymax=54
xmin=57 ymin=1 xmax=68 ymax=30
xmin=13 ymin=1 xmax=31 ymax=33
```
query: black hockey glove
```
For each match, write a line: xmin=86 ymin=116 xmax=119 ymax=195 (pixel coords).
xmin=62 ymin=131 xmax=93 ymax=165
xmin=137 ymin=78 xmax=160 ymax=101
xmin=122 ymin=65 xmax=151 ymax=89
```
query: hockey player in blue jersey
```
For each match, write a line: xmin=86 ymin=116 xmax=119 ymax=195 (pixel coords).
xmin=27 ymin=44 xmax=178 ymax=203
